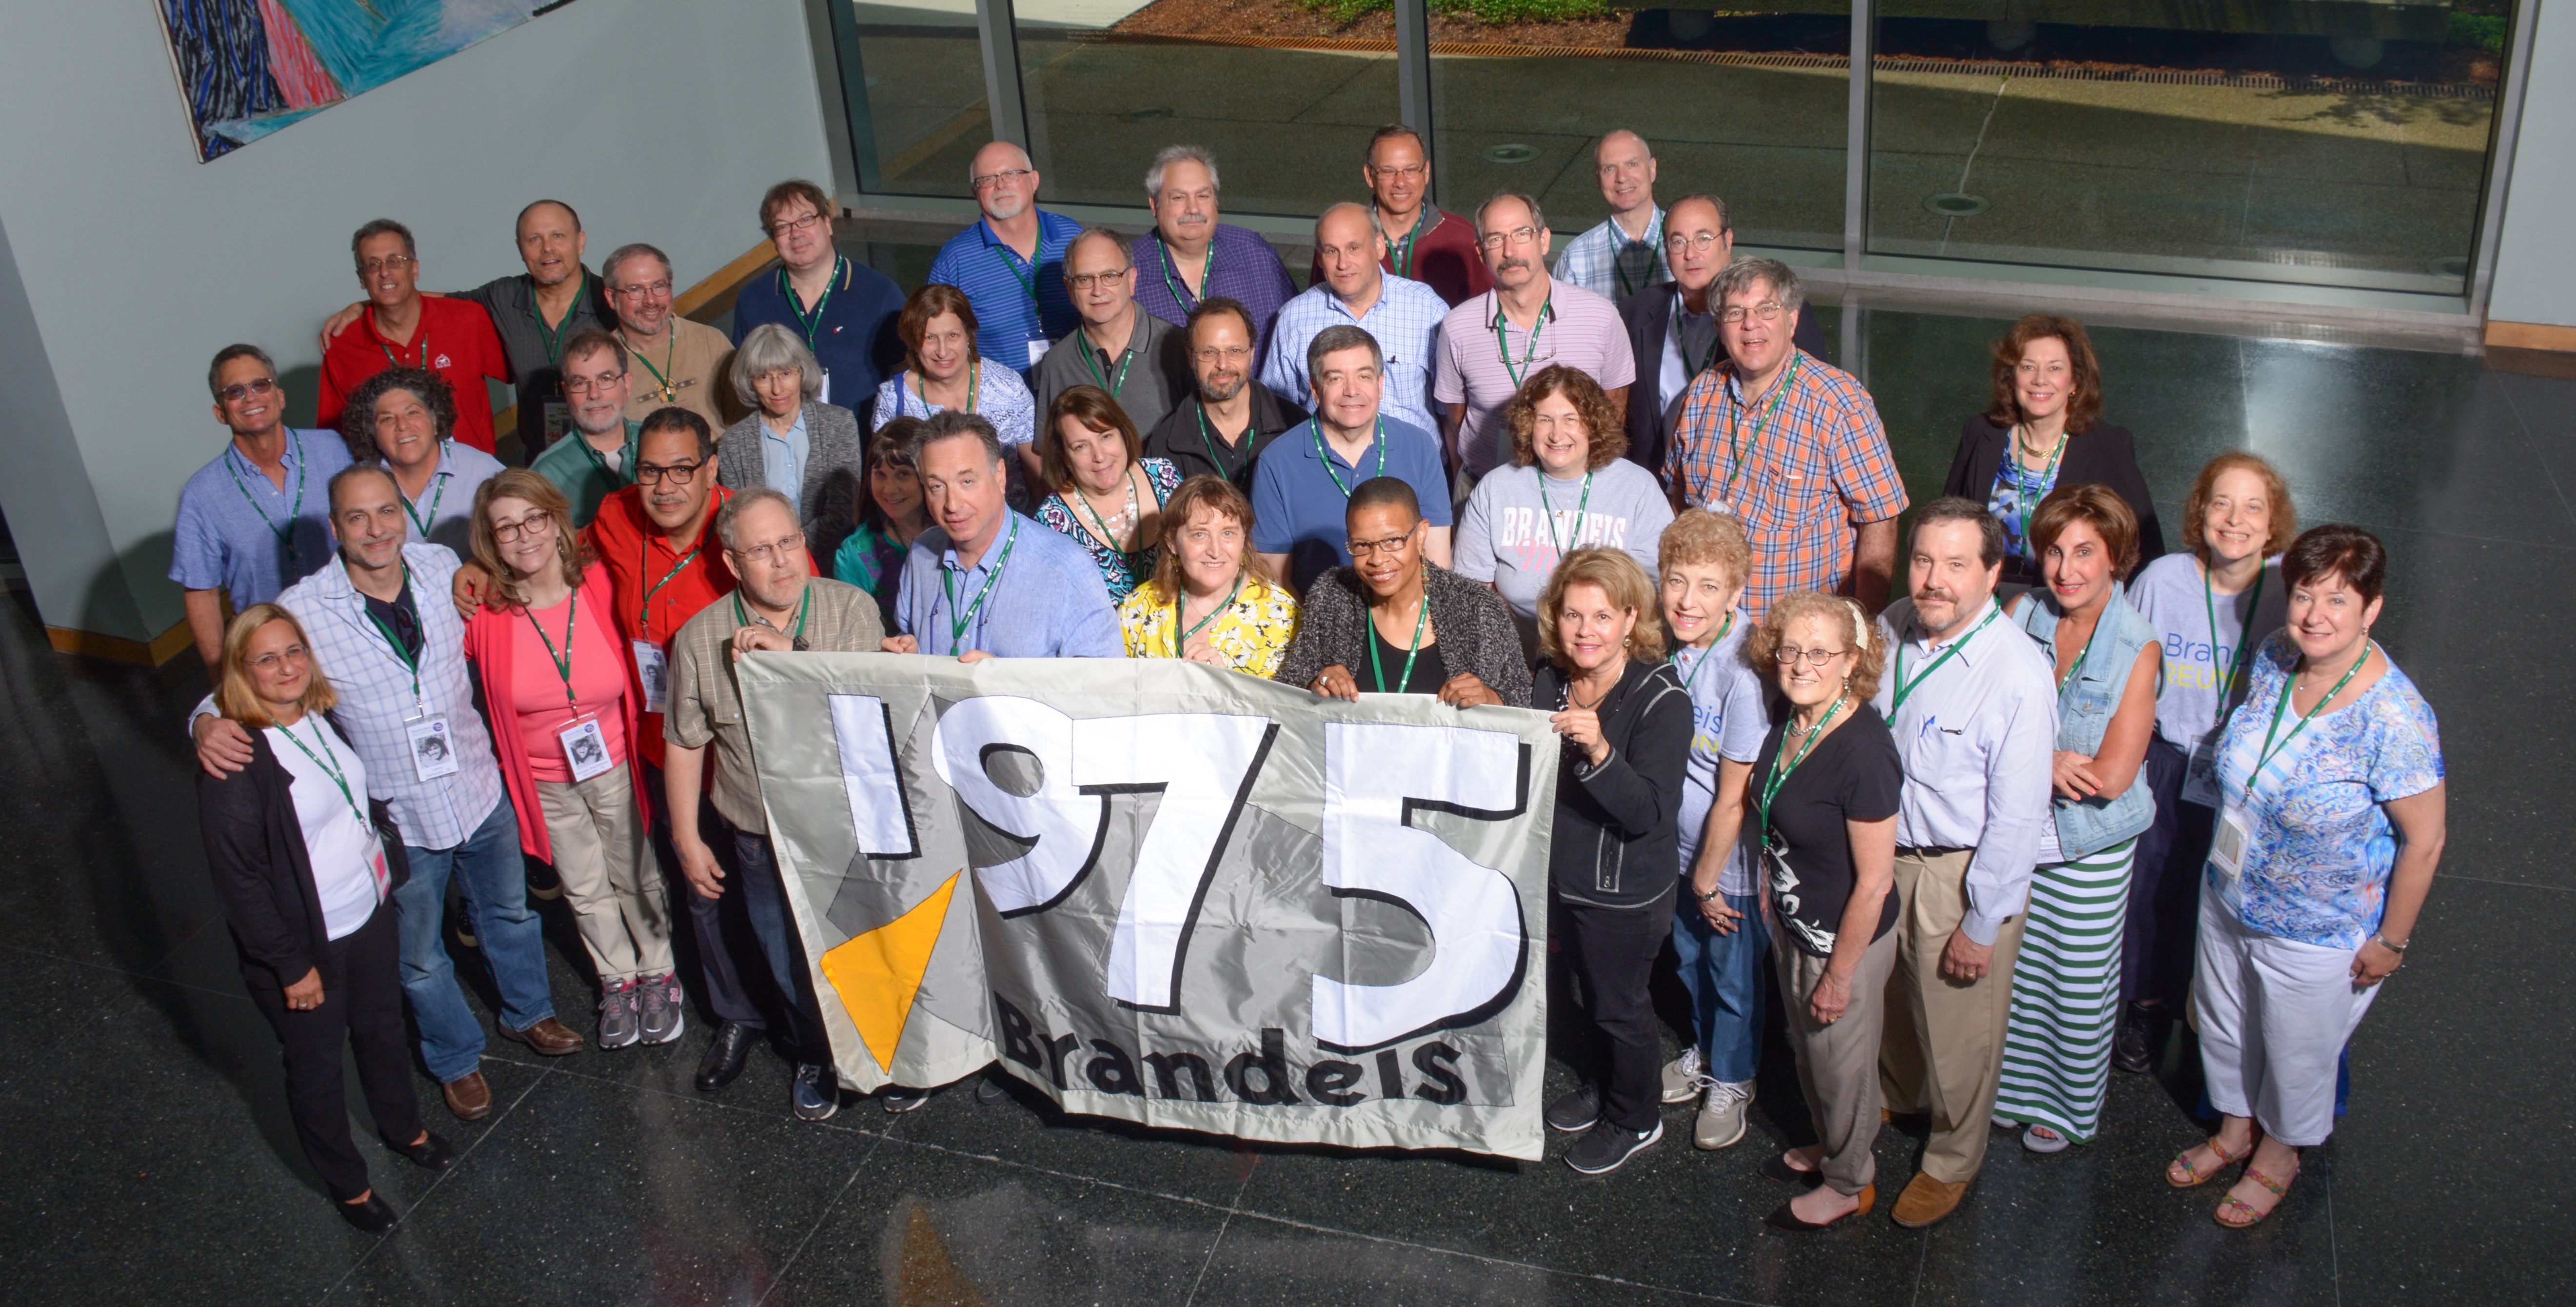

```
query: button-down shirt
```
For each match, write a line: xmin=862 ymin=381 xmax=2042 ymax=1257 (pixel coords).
xmin=895 ymin=512 xmax=1122 ymax=658
xmin=1305 ymin=208 xmax=1494 ymax=308
xmin=169 ymin=429 xmax=354 ymax=605
xmin=757 ymin=409 xmax=810 ymax=501
xmin=1869 ymin=597 xmax=2059 ymax=945
xmin=665 ymin=577 xmax=887 ymax=832
xmin=1432 ymin=278 xmax=1636 ymax=479
xmin=1130 ymin=225 xmax=1300 ymax=361
xmin=1248 ymin=416 xmax=1453 ymax=593
xmin=584 ymin=484 xmax=737 ymax=769
xmin=395 ymin=441 xmax=505 ymax=560
xmin=1664 ymin=347 xmax=1908 ymax=618
xmin=729 ymin=255 xmax=907 ymax=412
xmin=927 ymin=211 xmax=1084 ymax=372
xmin=1262 ymin=275 xmax=1447 ymax=434
xmin=1554 ymin=207 xmax=1672 ymax=302
xmin=527 ymin=419 xmax=637 ymax=528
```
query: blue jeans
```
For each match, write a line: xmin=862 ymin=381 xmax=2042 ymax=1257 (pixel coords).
xmin=728 ymin=824 xmax=829 ymax=1065
xmin=1671 ymin=889 xmax=1770 ymax=1084
xmin=394 ymin=794 xmax=555 ymax=1083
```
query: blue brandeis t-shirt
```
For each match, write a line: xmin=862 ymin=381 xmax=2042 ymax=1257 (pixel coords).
xmin=2205 ymin=633 xmax=2443 ymax=949
xmin=1669 ymin=612 xmax=1772 ymax=895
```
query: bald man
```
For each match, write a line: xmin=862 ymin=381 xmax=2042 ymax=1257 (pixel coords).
xmin=1264 ymin=202 xmax=1448 ymax=433
xmin=1554 ymin=130 xmax=1673 ymax=302
xmin=926 ymin=140 xmax=1084 ymax=372
xmin=1304 ymin=124 xmax=1492 ymax=308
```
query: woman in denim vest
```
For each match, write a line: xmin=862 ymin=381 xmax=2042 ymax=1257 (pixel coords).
xmin=1992 ymin=484 xmax=2160 ymax=1153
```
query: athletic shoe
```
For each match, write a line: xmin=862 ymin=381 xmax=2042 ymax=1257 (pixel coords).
xmin=1566 ymin=1119 xmax=1664 ymax=1174
xmin=1695 ymin=1079 xmax=1753 ymax=1150
xmin=792 ymin=1063 xmax=840 ymax=1122
xmin=1659 ymin=1047 xmax=1706 ymax=1105
xmin=596 ymin=977 xmax=641 ymax=1049
xmin=882 ymin=1086 xmax=930 ymax=1114
xmin=639 ymin=972 xmax=685 ymax=1046
xmin=1546 ymin=1085 xmax=1601 ymax=1133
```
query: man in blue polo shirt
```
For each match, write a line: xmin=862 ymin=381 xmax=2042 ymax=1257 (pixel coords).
xmin=173 ymin=343 xmax=353 ymax=678
xmin=1252 ymin=324 xmax=1451 ymax=594
xmin=729 ymin=179 xmax=905 ymax=414
xmin=927 ymin=141 xmax=1083 ymax=374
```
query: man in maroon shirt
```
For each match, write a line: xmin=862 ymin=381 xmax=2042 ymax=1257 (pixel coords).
xmin=1308 ymin=125 xmax=1493 ymax=308
xmin=318 ymin=219 xmax=511 ymax=454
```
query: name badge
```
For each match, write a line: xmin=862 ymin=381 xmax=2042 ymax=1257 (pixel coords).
xmin=542 ymin=400 xmax=571 ymax=447
xmin=366 ymin=832 xmax=391 ymax=899
xmin=633 ymin=639 xmax=670 ymax=713
xmin=2180 ymin=744 xmax=2221 ymax=808
xmin=559 ymin=715 xmax=614 ymax=783
xmin=1027 ymin=338 xmax=1051 ymax=367
xmin=406 ymin=714 xmax=460 ymax=781
xmin=2209 ymin=804 xmax=2253 ymax=886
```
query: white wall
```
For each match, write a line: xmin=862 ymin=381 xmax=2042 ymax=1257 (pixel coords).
xmin=2490 ymin=0 xmax=2576 ymax=329
xmin=0 ymin=0 xmax=834 ymax=643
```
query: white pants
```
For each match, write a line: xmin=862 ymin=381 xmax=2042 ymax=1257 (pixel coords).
xmin=2192 ymin=890 xmax=2379 ymax=1147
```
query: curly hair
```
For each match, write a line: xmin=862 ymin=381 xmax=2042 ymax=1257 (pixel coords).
xmin=1656 ymin=508 xmax=1752 ymax=592
xmin=1538 ymin=547 xmax=1667 ymax=665
xmin=2182 ymin=451 xmax=2297 ymax=565
xmin=1985 ymin=314 xmax=2103 ymax=435
xmin=1506 ymin=365 xmax=1627 ymax=471
xmin=1747 ymin=590 xmax=1885 ymax=703
xmin=340 ymin=366 xmax=456 ymax=460
xmin=469 ymin=469 xmax=594 ymax=608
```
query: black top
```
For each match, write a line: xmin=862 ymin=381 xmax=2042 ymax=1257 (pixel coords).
xmin=1940 ymin=415 xmax=2166 ymax=587
xmin=198 ymin=721 xmax=413 ymax=987
xmin=1534 ymin=658 xmax=1694 ymax=910
xmin=1616 ymin=286 xmax=1829 ymax=477
xmin=457 ymin=269 xmax=617 ymax=454
xmin=1365 ymin=624 xmax=1449 ymax=694
xmin=1142 ymin=388 xmax=1306 ymax=495
xmin=361 ymin=575 xmax=424 ymax=662
xmin=1749 ymin=703 xmax=1903 ymax=958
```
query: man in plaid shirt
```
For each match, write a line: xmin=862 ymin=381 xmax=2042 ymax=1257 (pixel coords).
xmin=1664 ymin=259 xmax=1906 ymax=617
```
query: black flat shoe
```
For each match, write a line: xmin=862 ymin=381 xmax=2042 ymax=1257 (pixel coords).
xmin=696 ymin=1020 xmax=756 ymax=1093
xmin=2112 ymin=1005 xmax=2154 ymax=1074
xmin=1764 ymin=1184 xmax=1873 ymax=1231
xmin=1760 ymin=1154 xmax=1824 ymax=1186
xmin=337 ymin=1191 xmax=398 ymax=1232
xmin=975 ymin=1076 xmax=1012 ymax=1106
xmin=388 ymin=1130 xmax=455 ymax=1171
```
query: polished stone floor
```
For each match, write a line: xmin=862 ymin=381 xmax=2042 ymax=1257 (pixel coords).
xmin=5 ymin=296 xmax=2567 ymax=1304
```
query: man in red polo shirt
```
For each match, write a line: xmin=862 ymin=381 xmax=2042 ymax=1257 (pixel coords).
xmin=320 ymin=219 xmax=511 ymax=453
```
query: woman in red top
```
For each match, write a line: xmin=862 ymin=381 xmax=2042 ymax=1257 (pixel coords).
xmin=464 ymin=470 xmax=677 ymax=1050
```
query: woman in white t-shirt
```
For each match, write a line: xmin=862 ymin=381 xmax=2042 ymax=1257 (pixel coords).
xmin=2117 ymin=453 xmax=2295 ymax=1072
xmin=197 ymin=605 xmax=449 ymax=1231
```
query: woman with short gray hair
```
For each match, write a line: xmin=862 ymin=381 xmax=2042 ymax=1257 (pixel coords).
xmin=717 ymin=322 xmax=866 ymax=563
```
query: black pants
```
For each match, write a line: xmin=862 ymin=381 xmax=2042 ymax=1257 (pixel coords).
xmin=644 ymin=764 xmax=770 ymax=1035
xmin=243 ymin=902 xmax=423 ymax=1202
xmin=2126 ymin=736 xmax=2217 ymax=1009
xmin=1557 ymin=894 xmax=1675 ymax=1132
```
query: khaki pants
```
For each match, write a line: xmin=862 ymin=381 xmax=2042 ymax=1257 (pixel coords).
xmin=535 ymin=764 xmax=672 ymax=984
xmin=1776 ymin=925 xmax=1901 ymax=1197
xmin=1880 ymin=848 xmax=2027 ymax=1184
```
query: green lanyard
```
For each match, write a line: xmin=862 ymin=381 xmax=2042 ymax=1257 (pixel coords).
xmin=1720 ymin=351 xmax=1800 ymax=501
xmin=1493 ymin=299 xmax=1550 ymax=389
xmin=526 ymin=592 xmax=582 ymax=707
xmin=378 ymin=324 xmax=429 ymax=371
xmin=782 ymin=257 xmax=843 ymax=350
xmin=1311 ymin=418 xmax=1386 ymax=499
xmin=1390 ymin=207 xmax=1434 ymax=280
xmin=2243 ymin=643 xmax=2371 ymax=803
xmin=733 ymin=585 xmax=811 ymax=647
xmin=1758 ymin=692 xmax=1847 ymax=843
xmin=1680 ymin=298 xmax=1722 ymax=380
xmin=940 ymin=515 xmax=1019 ymax=655
xmin=1073 ymin=468 xmax=1147 ymax=570
xmin=2203 ymin=563 xmax=2267 ymax=707
xmin=398 ymin=451 xmax=447 ymax=538
xmin=637 ymin=538 xmax=701 ymax=642
xmin=627 ymin=331 xmax=679 ymax=403
xmin=988 ymin=239 xmax=1039 ymax=310
xmin=277 ymin=717 xmax=368 ymax=827
xmin=907 ymin=359 xmax=980 ymax=417
xmin=1173 ymin=573 xmax=1243 ymax=657
xmin=361 ymin=564 xmax=424 ymax=704
xmin=1538 ymin=470 xmax=1593 ymax=561
xmin=1157 ymin=236 xmax=1213 ymax=312
xmin=536 ymin=276 xmax=587 ymax=367
xmin=2003 ymin=424 xmax=2068 ymax=553
xmin=2053 ymin=605 xmax=2104 ymax=705
xmin=1676 ymin=612 xmax=1736 ymax=698
xmin=1367 ymin=588 xmax=1430 ymax=693
xmin=223 ymin=442 xmax=306 ymax=563
xmin=1080 ymin=336 xmax=1135 ymax=398
xmin=1193 ymin=403 xmax=1243 ymax=476
xmin=1890 ymin=602 xmax=2001 ymax=715
xmin=1611 ymin=211 xmax=1662 ymax=300
xmin=577 ymin=430 xmax=631 ymax=488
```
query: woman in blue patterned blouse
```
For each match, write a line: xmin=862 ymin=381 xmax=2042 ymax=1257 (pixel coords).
xmin=1036 ymin=385 xmax=1181 ymax=603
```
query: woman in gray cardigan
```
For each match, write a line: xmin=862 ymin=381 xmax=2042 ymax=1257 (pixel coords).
xmin=717 ymin=323 xmax=867 ymax=564
xmin=1276 ymin=477 xmax=1531 ymax=707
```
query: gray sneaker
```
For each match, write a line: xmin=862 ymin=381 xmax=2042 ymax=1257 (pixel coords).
xmin=639 ymin=972 xmax=686 ymax=1046
xmin=596 ymin=978 xmax=641 ymax=1049
xmin=1694 ymin=1079 xmax=1753 ymax=1150
xmin=1660 ymin=1047 xmax=1706 ymax=1105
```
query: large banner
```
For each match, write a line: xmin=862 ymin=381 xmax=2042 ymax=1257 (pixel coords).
xmin=737 ymin=655 xmax=1560 ymax=1159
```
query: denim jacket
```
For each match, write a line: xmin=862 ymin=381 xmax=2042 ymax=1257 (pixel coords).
xmin=2014 ymin=584 xmax=2158 ymax=858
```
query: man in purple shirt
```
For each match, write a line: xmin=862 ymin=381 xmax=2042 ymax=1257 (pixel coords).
xmin=1129 ymin=145 xmax=1298 ymax=363
xmin=1433 ymin=191 xmax=1637 ymax=486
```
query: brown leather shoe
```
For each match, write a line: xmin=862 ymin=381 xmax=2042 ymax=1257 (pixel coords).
xmin=1891 ymin=1172 xmax=1970 ymax=1228
xmin=500 ymin=1016 xmax=584 ymax=1056
xmin=443 ymin=1070 xmax=493 ymax=1121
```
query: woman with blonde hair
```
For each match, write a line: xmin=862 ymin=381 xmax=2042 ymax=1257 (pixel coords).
xmin=1118 ymin=474 xmax=1299 ymax=676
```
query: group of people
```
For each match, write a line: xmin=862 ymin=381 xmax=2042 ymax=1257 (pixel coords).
xmin=174 ymin=127 xmax=2445 ymax=1240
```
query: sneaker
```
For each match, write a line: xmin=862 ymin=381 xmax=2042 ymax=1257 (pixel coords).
xmin=792 ymin=1063 xmax=840 ymax=1122
xmin=1694 ymin=1079 xmax=1753 ymax=1150
xmin=596 ymin=978 xmax=641 ymax=1049
xmin=1546 ymin=1085 xmax=1602 ymax=1133
xmin=1566 ymin=1119 xmax=1664 ymax=1174
xmin=638 ymin=972 xmax=686 ymax=1046
xmin=974 ymin=1076 xmax=1012 ymax=1106
xmin=2022 ymin=1124 xmax=2071 ymax=1154
xmin=1659 ymin=1047 xmax=1706 ymax=1105
xmin=881 ymin=1085 xmax=930 ymax=1114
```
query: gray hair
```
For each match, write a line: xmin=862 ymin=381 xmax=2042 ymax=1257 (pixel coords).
xmin=1666 ymin=192 xmax=1732 ymax=237
xmin=1711 ymin=257 xmax=1804 ymax=316
xmin=911 ymin=409 xmax=1005 ymax=470
xmin=1145 ymin=144 xmax=1220 ymax=198
xmin=1064 ymin=225 xmax=1130 ymax=276
xmin=1307 ymin=323 xmax=1383 ymax=382
xmin=1474 ymin=190 xmax=1546 ymax=239
xmin=966 ymin=140 xmax=1031 ymax=185
xmin=716 ymin=487 xmax=800 ymax=550
xmin=207 ymin=342 xmax=277 ymax=399
xmin=730 ymin=323 xmax=824 ymax=406
xmin=602 ymin=242 xmax=674 ymax=288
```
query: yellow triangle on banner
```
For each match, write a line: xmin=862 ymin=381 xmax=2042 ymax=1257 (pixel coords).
xmin=820 ymin=870 xmax=962 ymax=1072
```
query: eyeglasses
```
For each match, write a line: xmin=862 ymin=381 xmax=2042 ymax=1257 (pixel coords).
xmin=1347 ymin=532 xmax=1416 ymax=558
xmin=562 ymin=372 xmax=625 ymax=395
xmin=246 ymin=643 xmax=308 ymax=672
xmin=218 ymin=377 xmax=278 ymax=404
xmin=1192 ymin=345 xmax=1252 ymax=364
xmin=358 ymin=254 xmax=416 ymax=276
xmin=1720 ymin=302 xmax=1787 ymax=325
xmin=634 ymin=459 xmax=706 ymax=485
xmin=1664 ymin=231 xmax=1725 ymax=254
xmin=731 ymin=533 xmax=807 ymax=566
xmin=1772 ymin=645 xmax=1848 ymax=667
xmin=1369 ymin=161 xmax=1428 ymax=181
xmin=613 ymin=280 xmax=674 ymax=300
xmin=767 ymin=210 xmax=827 ymax=239
xmin=1477 ymin=226 xmax=1542 ymax=251
xmin=489 ymin=512 xmax=556 ymax=544
xmin=972 ymin=167 xmax=1034 ymax=191
xmin=1067 ymin=268 xmax=1132 ymax=291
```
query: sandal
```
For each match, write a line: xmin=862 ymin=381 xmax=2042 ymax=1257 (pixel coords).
xmin=2165 ymin=1134 xmax=2254 ymax=1188
xmin=2215 ymin=1165 xmax=2296 ymax=1228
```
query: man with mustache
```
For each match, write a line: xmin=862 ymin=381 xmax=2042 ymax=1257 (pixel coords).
xmin=927 ymin=141 xmax=1085 ymax=373
xmin=318 ymin=219 xmax=512 ymax=454
xmin=1145 ymin=297 xmax=1304 ymax=493
xmin=173 ymin=343 xmax=355 ymax=678
xmin=1266 ymin=202 xmax=1446 ymax=436
xmin=1433 ymin=192 xmax=1636 ymax=488
xmin=1303 ymin=125 xmax=1490 ymax=308
xmin=606 ymin=243 xmax=734 ymax=436
xmin=1030 ymin=227 xmax=1192 ymax=436
xmin=1616 ymin=194 xmax=1825 ymax=476
xmin=1129 ymin=145 xmax=1298 ymax=360
xmin=1866 ymin=497 xmax=2058 ymax=1229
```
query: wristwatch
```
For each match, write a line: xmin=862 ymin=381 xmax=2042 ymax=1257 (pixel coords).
xmin=1695 ymin=885 xmax=1724 ymax=903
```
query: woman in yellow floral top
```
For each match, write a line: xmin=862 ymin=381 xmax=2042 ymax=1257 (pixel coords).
xmin=1120 ymin=475 xmax=1299 ymax=677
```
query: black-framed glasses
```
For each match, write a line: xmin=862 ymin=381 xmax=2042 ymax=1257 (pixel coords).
xmin=767 ymin=210 xmax=827 ymax=239
xmin=634 ymin=459 xmax=706 ymax=486
xmin=1347 ymin=532 xmax=1416 ymax=558
xmin=1772 ymin=645 xmax=1848 ymax=667
xmin=218 ymin=377 xmax=279 ymax=404
xmin=972 ymin=167 xmax=1034 ymax=190
xmin=562 ymin=372 xmax=626 ymax=396
xmin=1067 ymin=268 xmax=1132 ymax=291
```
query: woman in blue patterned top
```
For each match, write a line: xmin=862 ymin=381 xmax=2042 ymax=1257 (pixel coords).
xmin=1036 ymin=386 xmax=1181 ymax=603
xmin=2164 ymin=524 xmax=2445 ymax=1229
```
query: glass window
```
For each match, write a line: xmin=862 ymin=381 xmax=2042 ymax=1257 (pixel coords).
xmin=832 ymin=0 xmax=988 ymax=198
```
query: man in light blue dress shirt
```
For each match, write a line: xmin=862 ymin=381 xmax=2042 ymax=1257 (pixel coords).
xmin=1264 ymin=202 xmax=1446 ymax=435
xmin=884 ymin=412 xmax=1120 ymax=659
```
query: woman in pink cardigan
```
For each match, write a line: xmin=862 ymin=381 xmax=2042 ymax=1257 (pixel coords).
xmin=464 ymin=471 xmax=677 ymax=1050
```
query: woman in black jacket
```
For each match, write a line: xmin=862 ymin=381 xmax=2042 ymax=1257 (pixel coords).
xmin=1940 ymin=314 xmax=2164 ymax=586
xmin=1276 ymin=477 xmax=1531 ymax=707
xmin=1532 ymin=549 xmax=1694 ymax=1175
xmin=198 ymin=605 xmax=449 ymax=1231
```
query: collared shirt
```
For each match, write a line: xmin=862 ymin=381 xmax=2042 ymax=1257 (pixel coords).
xmin=1664 ymin=347 xmax=1909 ymax=618
xmin=457 ymin=269 xmax=615 ymax=448
xmin=1869 ymin=597 xmax=2059 ymax=945
xmin=318 ymin=296 xmax=512 ymax=453
xmin=665 ymin=577 xmax=887 ymax=832
xmin=1306 ymin=208 xmax=1494 ymax=308
xmin=757 ymin=408 xmax=810 ymax=501
xmin=1030 ymin=309 xmax=1190 ymax=436
xmin=1129 ymin=225 xmax=1301 ymax=360
xmin=872 ymin=362 xmax=1039 ymax=447
xmin=894 ymin=511 xmax=1123 ymax=658
xmin=1554 ymin=208 xmax=1673 ymax=302
xmin=1261 ymin=275 xmax=1448 ymax=434
xmin=1248 ymin=416 xmax=1453 ymax=593
xmin=619 ymin=319 xmax=734 ymax=435
xmin=1432 ymin=278 xmax=1636 ymax=479
xmin=1657 ymin=289 xmax=1724 ymax=431
xmin=584 ymin=483 xmax=737 ymax=769
xmin=394 ymin=441 xmax=505 ymax=560
xmin=169 ymin=429 xmax=353 ymax=605
xmin=528 ymin=419 xmax=638 ymax=528
xmin=729 ymin=255 xmax=906 ymax=409
xmin=1142 ymin=387 xmax=1306 ymax=494
xmin=926 ymin=211 xmax=1085 ymax=371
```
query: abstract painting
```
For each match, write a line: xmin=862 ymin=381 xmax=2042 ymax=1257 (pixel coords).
xmin=158 ymin=0 xmax=579 ymax=161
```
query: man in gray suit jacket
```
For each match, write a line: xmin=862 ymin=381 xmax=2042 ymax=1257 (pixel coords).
xmin=1617 ymin=194 xmax=1824 ymax=477
xmin=717 ymin=323 xmax=869 ymax=566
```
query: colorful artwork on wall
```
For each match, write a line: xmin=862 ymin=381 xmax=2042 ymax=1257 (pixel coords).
xmin=158 ymin=0 xmax=577 ymax=161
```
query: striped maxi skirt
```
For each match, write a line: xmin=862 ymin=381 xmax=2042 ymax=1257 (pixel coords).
xmin=1993 ymin=836 xmax=2138 ymax=1144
